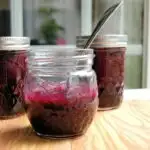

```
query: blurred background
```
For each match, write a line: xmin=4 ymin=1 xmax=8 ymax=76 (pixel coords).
xmin=0 ymin=0 xmax=144 ymax=89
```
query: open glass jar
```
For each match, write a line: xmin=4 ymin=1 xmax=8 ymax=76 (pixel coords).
xmin=24 ymin=47 xmax=98 ymax=138
xmin=0 ymin=37 xmax=30 ymax=118
xmin=76 ymin=35 xmax=127 ymax=110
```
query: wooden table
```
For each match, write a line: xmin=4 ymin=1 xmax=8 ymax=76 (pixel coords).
xmin=0 ymin=100 xmax=150 ymax=150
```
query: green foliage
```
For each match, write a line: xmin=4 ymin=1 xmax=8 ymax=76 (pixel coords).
xmin=39 ymin=7 xmax=59 ymax=18
xmin=38 ymin=7 xmax=64 ymax=44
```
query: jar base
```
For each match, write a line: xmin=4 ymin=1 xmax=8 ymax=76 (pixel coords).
xmin=35 ymin=131 xmax=85 ymax=139
xmin=0 ymin=112 xmax=25 ymax=120
xmin=98 ymin=103 xmax=122 ymax=111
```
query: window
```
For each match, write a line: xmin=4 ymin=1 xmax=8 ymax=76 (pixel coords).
xmin=23 ymin=0 xmax=82 ymax=45
xmin=93 ymin=0 xmax=144 ymax=89
xmin=0 ymin=0 xmax=10 ymax=36
xmin=7 ymin=0 xmax=150 ymax=89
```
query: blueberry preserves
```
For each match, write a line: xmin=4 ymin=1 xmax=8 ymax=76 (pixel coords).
xmin=0 ymin=37 xmax=30 ymax=118
xmin=24 ymin=48 xmax=98 ymax=138
xmin=24 ymin=83 xmax=98 ymax=137
xmin=76 ymin=35 xmax=127 ymax=110
xmin=93 ymin=47 xmax=125 ymax=110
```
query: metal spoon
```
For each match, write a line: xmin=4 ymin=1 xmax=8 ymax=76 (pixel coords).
xmin=84 ymin=1 xmax=123 ymax=49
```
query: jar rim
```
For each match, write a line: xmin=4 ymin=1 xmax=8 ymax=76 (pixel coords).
xmin=30 ymin=47 xmax=93 ymax=52
xmin=76 ymin=34 xmax=128 ymax=48
xmin=0 ymin=36 xmax=30 ymax=51
xmin=28 ymin=48 xmax=94 ymax=72
xmin=76 ymin=34 xmax=127 ymax=39
xmin=0 ymin=36 xmax=30 ymax=44
xmin=29 ymin=47 xmax=93 ymax=58
xmin=28 ymin=54 xmax=94 ymax=63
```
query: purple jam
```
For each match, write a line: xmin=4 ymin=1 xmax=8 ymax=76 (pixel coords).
xmin=0 ymin=50 xmax=27 ymax=118
xmin=93 ymin=47 xmax=125 ymax=110
xmin=24 ymin=83 xmax=98 ymax=138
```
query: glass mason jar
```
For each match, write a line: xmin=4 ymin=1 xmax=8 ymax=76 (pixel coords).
xmin=76 ymin=35 xmax=127 ymax=111
xmin=0 ymin=37 xmax=30 ymax=118
xmin=24 ymin=47 xmax=98 ymax=138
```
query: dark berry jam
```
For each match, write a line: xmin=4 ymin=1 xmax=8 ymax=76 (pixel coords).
xmin=24 ymin=83 xmax=98 ymax=138
xmin=93 ymin=47 xmax=125 ymax=110
xmin=0 ymin=50 xmax=27 ymax=118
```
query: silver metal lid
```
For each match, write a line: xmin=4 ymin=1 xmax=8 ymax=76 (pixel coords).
xmin=76 ymin=34 xmax=128 ymax=48
xmin=0 ymin=36 xmax=30 ymax=50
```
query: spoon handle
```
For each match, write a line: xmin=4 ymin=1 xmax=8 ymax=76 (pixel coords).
xmin=84 ymin=1 xmax=123 ymax=49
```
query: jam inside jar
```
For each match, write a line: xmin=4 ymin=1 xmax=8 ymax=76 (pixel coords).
xmin=0 ymin=37 xmax=30 ymax=118
xmin=76 ymin=35 xmax=127 ymax=110
xmin=93 ymin=47 xmax=125 ymax=110
xmin=24 ymin=48 xmax=98 ymax=138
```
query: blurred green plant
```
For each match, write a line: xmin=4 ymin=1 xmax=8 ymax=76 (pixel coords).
xmin=38 ymin=7 xmax=64 ymax=44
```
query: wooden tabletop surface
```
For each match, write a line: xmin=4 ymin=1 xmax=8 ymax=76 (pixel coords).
xmin=0 ymin=100 xmax=150 ymax=150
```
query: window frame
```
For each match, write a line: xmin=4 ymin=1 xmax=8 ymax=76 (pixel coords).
xmin=142 ymin=0 xmax=150 ymax=88
xmin=81 ymin=0 xmax=92 ymax=35
xmin=10 ymin=0 xmax=23 ymax=36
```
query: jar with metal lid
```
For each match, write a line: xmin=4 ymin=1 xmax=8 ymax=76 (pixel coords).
xmin=76 ymin=35 xmax=127 ymax=110
xmin=0 ymin=37 xmax=30 ymax=118
xmin=24 ymin=47 xmax=98 ymax=138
